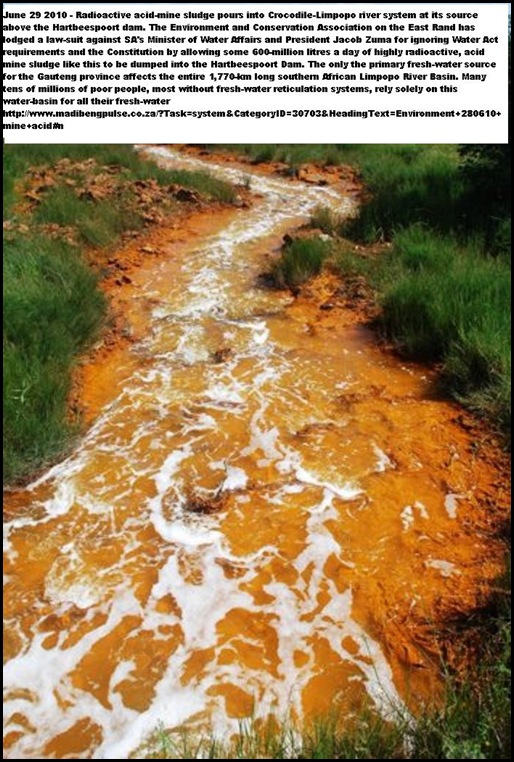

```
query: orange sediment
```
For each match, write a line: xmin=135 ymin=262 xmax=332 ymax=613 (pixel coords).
xmin=3 ymin=147 xmax=509 ymax=758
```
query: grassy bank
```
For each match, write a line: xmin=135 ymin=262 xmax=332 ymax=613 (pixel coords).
xmin=3 ymin=145 xmax=235 ymax=484
xmin=333 ymin=227 xmax=511 ymax=433
xmin=268 ymin=237 xmax=332 ymax=289
xmin=245 ymin=144 xmax=509 ymax=758
xmin=209 ymin=143 xmax=509 ymax=254
xmin=247 ymin=143 xmax=510 ymax=436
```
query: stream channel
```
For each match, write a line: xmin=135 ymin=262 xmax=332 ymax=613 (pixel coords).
xmin=3 ymin=147 xmax=508 ymax=759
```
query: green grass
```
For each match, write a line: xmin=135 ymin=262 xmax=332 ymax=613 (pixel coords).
xmin=268 ymin=238 xmax=332 ymax=289
xmin=3 ymin=144 xmax=236 ymax=484
xmin=334 ymin=226 xmax=511 ymax=433
xmin=224 ymin=143 xmax=509 ymax=434
xmin=3 ymin=235 xmax=105 ymax=482
xmin=310 ymin=206 xmax=345 ymax=236
xmin=149 ymin=623 xmax=511 ymax=759
xmin=148 ymin=714 xmax=405 ymax=759
xmin=4 ymin=145 xmax=235 ymax=218
xmin=206 ymin=143 xmax=368 ymax=169
xmin=343 ymin=146 xmax=462 ymax=242
xmin=33 ymin=185 xmax=142 ymax=247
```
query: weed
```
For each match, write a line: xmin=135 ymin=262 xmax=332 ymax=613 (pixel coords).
xmin=269 ymin=238 xmax=331 ymax=289
xmin=310 ymin=206 xmax=343 ymax=236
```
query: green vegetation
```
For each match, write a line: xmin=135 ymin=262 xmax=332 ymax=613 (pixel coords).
xmin=147 ymin=559 xmax=510 ymax=759
xmin=206 ymin=143 xmax=359 ymax=170
xmin=241 ymin=143 xmax=510 ymax=435
xmin=4 ymin=145 xmax=236 ymax=216
xmin=3 ymin=145 xmax=235 ymax=484
xmin=310 ymin=205 xmax=345 ymax=237
xmin=331 ymin=226 xmax=511 ymax=431
xmin=249 ymin=142 xmax=509 ymax=760
xmin=343 ymin=146 xmax=463 ymax=242
xmin=34 ymin=185 xmax=142 ymax=248
xmin=269 ymin=238 xmax=331 ymax=289
xmin=150 ymin=609 xmax=511 ymax=759
xmin=3 ymin=236 xmax=105 ymax=482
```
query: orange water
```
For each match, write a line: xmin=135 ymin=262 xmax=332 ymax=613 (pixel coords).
xmin=3 ymin=148 xmax=508 ymax=758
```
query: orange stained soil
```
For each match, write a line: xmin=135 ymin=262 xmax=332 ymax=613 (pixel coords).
xmin=3 ymin=147 xmax=510 ymax=759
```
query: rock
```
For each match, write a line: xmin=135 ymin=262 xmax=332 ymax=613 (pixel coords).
xmin=24 ymin=191 xmax=41 ymax=203
xmin=142 ymin=212 xmax=162 ymax=224
xmin=174 ymin=188 xmax=201 ymax=204
xmin=298 ymin=165 xmax=330 ymax=186
xmin=212 ymin=347 xmax=232 ymax=363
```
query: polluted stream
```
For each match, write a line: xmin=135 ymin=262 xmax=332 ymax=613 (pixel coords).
xmin=3 ymin=147 xmax=509 ymax=759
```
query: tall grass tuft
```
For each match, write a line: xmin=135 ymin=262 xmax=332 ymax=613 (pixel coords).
xmin=310 ymin=206 xmax=343 ymax=236
xmin=378 ymin=227 xmax=511 ymax=428
xmin=269 ymin=238 xmax=332 ymax=289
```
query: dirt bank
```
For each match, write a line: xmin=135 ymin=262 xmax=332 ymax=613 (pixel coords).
xmin=3 ymin=147 xmax=510 ymax=759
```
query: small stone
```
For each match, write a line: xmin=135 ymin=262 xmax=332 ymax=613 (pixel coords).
xmin=174 ymin=188 xmax=200 ymax=203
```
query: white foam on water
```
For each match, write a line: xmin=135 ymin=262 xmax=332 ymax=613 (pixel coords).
xmin=401 ymin=501 xmax=429 ymax=531
xmin=222 ymin=466 xmax=248 ymax=492
xmin=414 ymin=501 xmax=429 ymax=519
xmin=401 ymin=506 xmax=414 ymax=531
xmin=46 ymin=579 xmax=104 ymax=610
xmin=251 ymin=321 xmax=270 ymax=346
xmin=425 ymin=559 xmax=461 ymax=578
xmin=174 ymin=323 xmax=211 ymax=365
xmin=372 ymin=443 xmax=395 ymax=473
xmin=205 ymin=383 xmax=245 ymax=406
xmin=444 ymin=493 xmax=465 ymax=519
xmin=154 ymin=446 xmax=192 ymax=496
xmin=159 ymin=523 xmax=222 ymax=547
xmin=4 ymin=588 xmax=143 ymax=756
xmin=295 ymin=466 xmax=362 ymax=501
xmin=3 ymin=147 xmax=405 ymax=759
xmin=242 ymin=408 xmax=283 ymax=463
